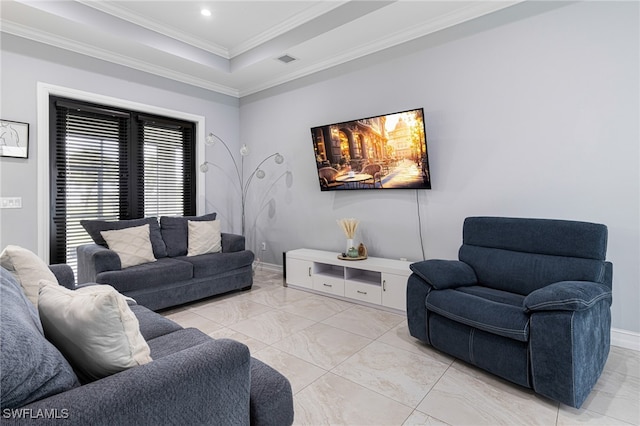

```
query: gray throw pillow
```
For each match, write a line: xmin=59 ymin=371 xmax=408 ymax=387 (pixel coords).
xmin=81 ymin=217 xmax=167 ymax=258
xmin=160 ymin=213 xmax=217 ymax=257
xmin=0 ymin=268 xmax=79 ymax=409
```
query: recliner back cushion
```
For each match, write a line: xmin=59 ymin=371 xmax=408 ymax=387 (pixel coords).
xmin=459 ymin=217 xmax=609 ymax=295
xmin=463 ymin=217 xmax=608 ymax=260
xmin=459 ymin=245 xmax=608 ymax=296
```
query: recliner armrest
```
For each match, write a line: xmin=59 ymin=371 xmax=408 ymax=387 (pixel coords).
xmin=410 ymin=259 xmax=477 ymax=290
xmin=222 ymin=233 xmax=245 ymax=253
xmin=14 ymin=339 xmax=251 ymax=426
xmin=76 ymin=244 xmax=121 ymax=284
xmin=524 ymin=281 xmax=612 ymax=312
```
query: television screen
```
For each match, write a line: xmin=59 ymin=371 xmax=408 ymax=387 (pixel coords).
xmin=311 ymin=108 xmax=431 ymax=191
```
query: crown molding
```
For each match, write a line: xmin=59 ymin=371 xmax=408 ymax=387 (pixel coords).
xmin=239 ymin=1 xmax=522 ymax=97
xmin=1 ymin=20 xmax=240 ymax=98
xmin=229 ymin=1 xmax=347 ymax=58
xmin=2 ymin=1 xmax=523 ymax=99
xmin=77 ymin=0 xmax=346 ymax=60
xmin=77 ymin=0 xmax=230 ymax=58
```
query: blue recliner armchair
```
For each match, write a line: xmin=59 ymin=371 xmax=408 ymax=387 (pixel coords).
xmin=406 ymin=217 xmax=613 ymax=408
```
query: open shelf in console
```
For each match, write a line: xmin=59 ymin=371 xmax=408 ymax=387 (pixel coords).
xmin=345 ymin=268 xmax=381 ymax=286
xmin=313 ymin=262 xmax=344 ymax=279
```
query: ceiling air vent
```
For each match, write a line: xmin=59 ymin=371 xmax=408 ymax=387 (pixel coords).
xmin=277 ymin=54 xmax=297 ymax=64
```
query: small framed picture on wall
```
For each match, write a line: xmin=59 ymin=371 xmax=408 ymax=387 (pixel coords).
xmin=1 ymin=119 xmax=30 ymax=158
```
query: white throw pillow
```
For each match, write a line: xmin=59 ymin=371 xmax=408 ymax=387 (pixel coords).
xmin=100 ymin=224 xmax=156 ymax=268
xmin=38 ymin=281 xmax=152 ymax=382
xmin=187 ymin=220 xmax=222 ymax=256
xmin=0 ymin=245 xmax=58 ymax=306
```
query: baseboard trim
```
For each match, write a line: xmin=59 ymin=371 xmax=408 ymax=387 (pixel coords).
xmin=256 ymin=263 xmax=640 ymax=352
xmin=253 ymin=261 xmax=283 ymax=273
xmin=611 ymin=328 xmax=640 ymax=352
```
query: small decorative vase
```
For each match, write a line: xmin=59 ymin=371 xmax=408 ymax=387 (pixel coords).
xmin=346 ymin=238 xmax=354 ymax=253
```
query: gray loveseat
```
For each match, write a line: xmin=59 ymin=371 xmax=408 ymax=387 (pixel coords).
xmin=77 ymin=215 xmax=254 ymax=311
xmin=407 ymin=216 xmax=613 ymax=408
xmin=1 ymin=264 xmax=294 ymax=425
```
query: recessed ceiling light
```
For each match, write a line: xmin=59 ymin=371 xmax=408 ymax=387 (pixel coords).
xmin=201 ymin=9 xmax=211 ymax=17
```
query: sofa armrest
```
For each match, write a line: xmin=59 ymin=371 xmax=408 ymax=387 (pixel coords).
xmin=409 ymin=259 xmax=477 ymax=290
xmin=49 ymin=264 xmax=75 ymax=289
xmin=13 ymin=339 xmax=251 ymax=426
xmin=222 ymin=233 xmax=246 ymax=253
xmin=524 ymin=281 xmax=612 ymax=312
xmin=76 ymin=244 xmax=121 ymax=284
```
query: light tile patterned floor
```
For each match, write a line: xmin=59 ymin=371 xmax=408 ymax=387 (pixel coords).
xmin=162 ymin=268 xmax=640 ymax=426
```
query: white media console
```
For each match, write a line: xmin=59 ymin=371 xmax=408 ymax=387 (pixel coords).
xmin=285 ymin=248 xmax=413 ymax=312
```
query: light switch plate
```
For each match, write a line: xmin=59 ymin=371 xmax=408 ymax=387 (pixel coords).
xmin=1 ymin=197 xmax=22 ymax=209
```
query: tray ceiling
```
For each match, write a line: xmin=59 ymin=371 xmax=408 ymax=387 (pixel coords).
xmin=1 ymin=1 xmax=521 ymax=98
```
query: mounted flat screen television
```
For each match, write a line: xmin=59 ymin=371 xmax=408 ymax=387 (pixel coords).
xmin=310 ymin=108 xmax=431 ymax=191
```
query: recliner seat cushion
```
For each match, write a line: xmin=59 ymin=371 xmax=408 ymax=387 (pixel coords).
xmin=96 ymin=258 xmax=193 ymax=293
xmin=426 ymin=288 xmax=530 ymax=342
xmin=456 ymin=285 xmax=525 ymax=306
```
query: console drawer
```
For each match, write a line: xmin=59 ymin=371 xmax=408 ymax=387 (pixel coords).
xmin=345 ymin=281 xmax=381 ymax=305
xmin=312 ymin=275 xmax=345 ymax=296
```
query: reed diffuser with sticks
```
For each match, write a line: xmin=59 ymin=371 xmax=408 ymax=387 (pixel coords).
xmin=337 ymin=218 xmax=359 ymax=253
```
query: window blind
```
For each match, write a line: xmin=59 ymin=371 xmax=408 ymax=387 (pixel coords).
xmin=140 ymin=118 xmax=195 ymax=218
xmin=50 ymin=97 xmax=196 ymax=271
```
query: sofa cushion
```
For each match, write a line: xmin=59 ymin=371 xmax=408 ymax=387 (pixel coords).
xmin=96 ymin=257 xmax=193 ymax=293
xmin=38 ymin=282 xmax=153 ymax=383
xmin=0 ymin=245 xmax=59 ymax=306
xmin=177 ymin=251 xmax=254 ymax=279
xmin=187 ymin=219 xmax=222 ymax=256
xmin=130 ymin=304 xmax=183 ymax=340
xmin=82 ymin=217 xmax=167 ymax=259
xmin=0 ymin=268 xmax=79 ymax=409
xmin=426 ymin=288 xmax=530 ymax=342
xmin=146 ymin=327 xmax=212 ymax=359
xmin=160 ymin=213 xmax=217 ymax=257
xmin=101 ymin=224 xmax=157 ymax=268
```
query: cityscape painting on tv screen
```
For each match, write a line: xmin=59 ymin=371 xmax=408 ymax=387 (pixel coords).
xmin=310 ymin=108 xmax=431 ymax=191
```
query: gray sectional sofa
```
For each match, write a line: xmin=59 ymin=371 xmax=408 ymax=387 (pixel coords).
xmin=1 ymin=264 xmax=294 ymax=425
xmin=77 ymin=215 xmax=254 ymax=311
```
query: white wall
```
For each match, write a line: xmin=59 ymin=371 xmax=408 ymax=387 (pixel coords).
xmin=0 ymin=35 xmax=242 ymax=253
xmin=1 ymin=2 xmax=637 ymax=335
xmin=240 ymin=1 xmax=639 ymax=333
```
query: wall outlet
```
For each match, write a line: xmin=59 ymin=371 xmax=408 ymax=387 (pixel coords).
xmin=261 ymin=242 xmax=267 ymax=251
xmin=0 ymin=197 xmax=22 ymax=209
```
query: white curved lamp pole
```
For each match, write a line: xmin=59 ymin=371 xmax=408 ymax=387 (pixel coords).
xmin=202 ymin=132 xmax=284 ymax=235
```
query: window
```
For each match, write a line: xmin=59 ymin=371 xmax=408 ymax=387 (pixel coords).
xmin=49 ymin=97 xmax=195 ymax=271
